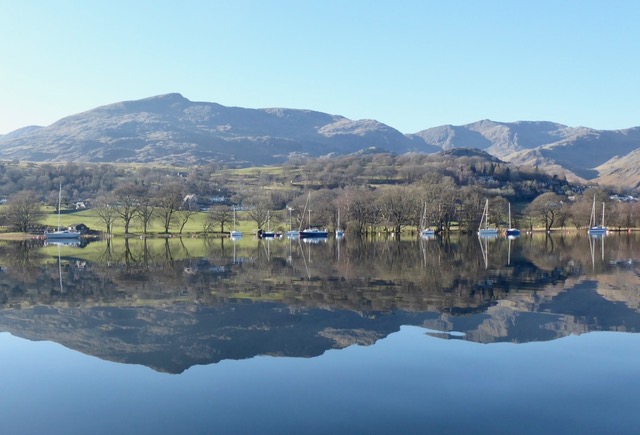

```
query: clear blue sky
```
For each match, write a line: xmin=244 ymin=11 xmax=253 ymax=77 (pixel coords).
xmin=1 ymin=1 xmax=639 ymax=134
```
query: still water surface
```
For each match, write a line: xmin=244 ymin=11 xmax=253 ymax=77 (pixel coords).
xmin=1 ymin=234 xmax=640 ymax=434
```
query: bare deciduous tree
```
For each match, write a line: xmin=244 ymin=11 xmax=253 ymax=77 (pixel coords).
xmin=94 ymin=194 xmax=119 ymax=235
xmin=246 ymin=197 xmax=272 ymax=230
xmin=114 ymin=183 xmax=146 ymax=234
xmin=376 ymin=186 xmax=419 ymax=234
xmin=155 ymin=183 xmax=185 ymax=234
xmin=1 ymin=191 xmax=45 ymax=232
xmin=137 ymin=192 xmax=156 ymax=235
xmin=525 ymin=192 xmax=565 ymax=231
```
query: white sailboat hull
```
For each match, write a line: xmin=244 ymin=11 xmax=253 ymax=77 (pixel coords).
xmin=45 ymin=230 xmax=81 ymax=240
xmin=588 ymin=226 xmax=607 ymax=235
xmin=588 ymin=197 xmax=608 ymax=236
xmin=477 ymin=199 xmax=498 ymax=237
xmin=478 ymin=229 xmax=498 ymax=237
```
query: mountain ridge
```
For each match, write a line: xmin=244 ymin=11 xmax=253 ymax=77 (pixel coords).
xmin=1 ymin=93 xmax=638 ymax=187
xmin=413 ymin=120 xmax=640 ymax=185
xmin=0 ymin=93 xmax=439 ymax=166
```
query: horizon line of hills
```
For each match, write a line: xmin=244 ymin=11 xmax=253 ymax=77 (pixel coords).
xmin=1 ymin=93 xmax=639 ymax=188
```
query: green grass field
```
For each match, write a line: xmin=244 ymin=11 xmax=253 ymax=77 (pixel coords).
xmin=41 ymin=207 xmax=262 ymax=236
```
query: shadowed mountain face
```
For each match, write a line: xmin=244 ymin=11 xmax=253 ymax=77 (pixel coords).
xmin=413 ymin=120 xmax=640 ymax=184
xmin=596 ymin=147 xmax=640 ymax=189
xmin=1 ymin=94 xmax=639 ymax=185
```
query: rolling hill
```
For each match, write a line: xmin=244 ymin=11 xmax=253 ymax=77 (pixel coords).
xmin=0 ymin=93 xmax=438 ymax=166
xmin=1 ymin=94 xmax=639 ymax=187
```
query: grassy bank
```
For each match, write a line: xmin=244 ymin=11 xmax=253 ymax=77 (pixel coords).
xmin=40 ymin=208 xmax=259 ymax=237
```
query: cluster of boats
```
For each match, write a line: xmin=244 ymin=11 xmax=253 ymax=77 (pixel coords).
xmin=420 ymin=199 xmax=523 ymax=239
xmin=230 ymin=193 xmax=343 ymax=241
xmin=476 ymin=199 xmax=521 ymax=238
xmin=465 ymin=196 xmax=608 ymax=239
xmin=233 ymin=226 xmax=337 ymax=242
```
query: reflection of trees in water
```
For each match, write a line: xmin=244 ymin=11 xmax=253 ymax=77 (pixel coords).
xmin=0 ymin=241 xmax=109 ymax=307
xmin=0 ymin=241 xmax=44 ymax=283
xmin=1 ymin=234 xmax=639 ymax=312
xmin=91 ymin=239 xmax=188 ymax=296
xmin=3 ymin=235 xmax=640 ymax=373
xmin=211 ymin=233 xmax=640 ymax=313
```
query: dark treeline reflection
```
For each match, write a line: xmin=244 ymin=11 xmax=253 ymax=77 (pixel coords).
xmin=1 ymin=233 xmax=639 ymax=372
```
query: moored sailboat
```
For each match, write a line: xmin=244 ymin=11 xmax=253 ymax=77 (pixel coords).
xmin=230 ymin=206 xmax=242 ymax=239
xmin=506 ymin=203 xmax=521 ymax=238
xmin=478 ymin=199 xmax=498 ymax=237
xmin=335 ymin=208 xmax=344 ymax=238
xmin=588 ymin=196 xmax=607 ymax=236
xmin=299 ymin=193 xmax=328 ymax=239
xmin=420 ymin=201 xmax=435 ymax=237
xmin=285 ymin=206 xmax=299 ymax=239
xmin=44 ymin=184 xmax=81 ymax=241
xmin=259 ymin=210 xmax=277 ymax=238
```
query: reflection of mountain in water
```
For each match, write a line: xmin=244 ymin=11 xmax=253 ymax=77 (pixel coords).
xmin=0 ymin=303 xmax=437 ymax=374
xmin=425 ymin=278 xmax=640 ymax=344
xmin=0 ymin=234 xmax=639 ymax=372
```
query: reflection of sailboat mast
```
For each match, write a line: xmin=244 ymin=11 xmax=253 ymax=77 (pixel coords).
xmin=589 ymin=235 xmax=595 ymax=272
xmin=507 ymin=237 xmax=511 ymax=266
xmin=588 ymin=235 xmax=607 ymax=271
xmin=478 ymin=236 xmax=490 ymax=269
xmin=287 ymin=237 xmax=293 ymax=263
xmin=266 ymin=238 xmax=271 ymax=261
xmin=299 ymin=240 xmax=311 ymax=279
xmin=58 ymin=244 xmax=64 ymax=293
xmin=233 ymin=238 xmax=237 ymax=264
xmin=588 ymin=234 xmax=606 ymax=273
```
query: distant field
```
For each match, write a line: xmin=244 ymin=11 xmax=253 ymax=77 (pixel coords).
xmin=41 ymin=208 xmax=263 ymax=236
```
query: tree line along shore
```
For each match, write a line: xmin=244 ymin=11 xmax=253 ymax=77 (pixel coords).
xmin=0 ymin=151 xmax=636 ymax=238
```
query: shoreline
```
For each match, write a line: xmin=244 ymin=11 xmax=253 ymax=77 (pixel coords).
xmin=1 ymin=227 xmax=637 ymax=242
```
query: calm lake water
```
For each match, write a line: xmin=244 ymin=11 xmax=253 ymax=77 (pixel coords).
xmin=1 ymin=233 xmax=640 ymax=434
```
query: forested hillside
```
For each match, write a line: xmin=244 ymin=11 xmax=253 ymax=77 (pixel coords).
xmin=2 ymin=149 xmax=624 ymax=235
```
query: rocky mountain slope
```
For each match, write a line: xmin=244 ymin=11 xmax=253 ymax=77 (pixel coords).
xmin=595 ymin=147 xmax=640 ymax=188
xmin=1 ymin=94 xmax=639 ymax=187
xmin=0 ymin=93 xmax=439 ymax=166
xmin=413 ymin=120 xmax=640 ymax=185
